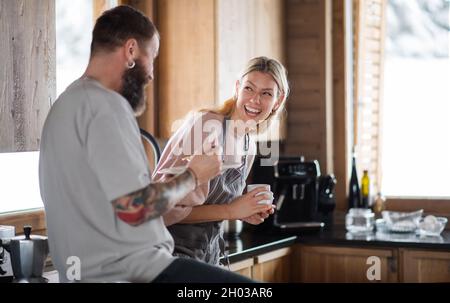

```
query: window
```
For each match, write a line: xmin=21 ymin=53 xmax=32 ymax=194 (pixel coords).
xmin=352 ymin=0 xmax=387 ymax=196
xmin=0 ymin=152 xmax=41 ymax=213
xmin=353 ymin=0 xmax=450 ymax=200
xmin=381 ymin=0 xmax=450 ymax=197
xmin=0 ymin=1 xmax=101 ymax=215
xmin=56 ymin=0 xmax=94 ymax=97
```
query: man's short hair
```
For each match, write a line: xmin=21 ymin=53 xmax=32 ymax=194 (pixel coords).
xmin=91 ymin=5 xmax=158 ymax=56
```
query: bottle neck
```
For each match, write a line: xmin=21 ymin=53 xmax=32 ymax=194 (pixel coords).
xmin=352 ymin=155 xmax=357 ymax=170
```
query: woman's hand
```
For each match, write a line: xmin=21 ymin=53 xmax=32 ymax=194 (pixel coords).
xmin=227 ymin=187 xmax=273 ymax=220
xmin=187 ymin=145 xmax=223 ymax=186
xmin=242 ymin=205 xmax=275 ymax=225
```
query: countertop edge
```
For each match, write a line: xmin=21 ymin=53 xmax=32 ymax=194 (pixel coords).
xmin=224 ymin=235 xmax=297 ymax=264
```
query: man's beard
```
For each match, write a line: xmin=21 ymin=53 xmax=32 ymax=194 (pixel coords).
xmin=120 ymin=59 xmax=148 ymax=116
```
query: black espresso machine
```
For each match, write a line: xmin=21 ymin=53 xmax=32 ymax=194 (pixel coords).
xmin=251 ymin=156 xmax=336 ymax=232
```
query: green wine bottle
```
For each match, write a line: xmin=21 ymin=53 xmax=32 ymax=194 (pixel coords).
xmin=348 ymin=150 xmax=361 ymax=209
xmin=361 ymin=170 xmax=370 ymax=208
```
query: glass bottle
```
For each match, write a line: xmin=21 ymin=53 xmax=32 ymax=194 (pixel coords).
xmin=372 ymin=192 xmax=386 ymax=217
xmin=361 ymin=170 xmax=370 ymax=208
xmin=348 ymin=149 xmax=361 ymax=209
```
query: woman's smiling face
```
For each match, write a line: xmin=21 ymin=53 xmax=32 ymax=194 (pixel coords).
xmin=232 ymin=71 xmax=282 ymax=124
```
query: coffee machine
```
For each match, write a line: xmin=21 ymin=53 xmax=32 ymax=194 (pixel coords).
xmin=252 ymin=156 xmax=336 ymax=232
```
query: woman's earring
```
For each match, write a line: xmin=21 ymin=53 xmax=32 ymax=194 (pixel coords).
xmin=128 ymin=61 xmax=136 ymax=69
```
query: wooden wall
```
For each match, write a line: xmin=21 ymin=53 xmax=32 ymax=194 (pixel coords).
xmin=284 ymin=0 xmax=333 ymax=173
xmin=156 ymin=0 xmax=285 ymax=139
xmin=120 ymin=0 xmax=159 ymax=135
xmin=0 ymin=210 xmax=47 ymax=236
xmin=157 ymin=0 xmax=216 ymax=139
xmin=0 ymin=0 xmax=56 ymax=152
xmin=217 ymin=0 xmax=285 ymax=141
xmin=217 ymin=0 xmax=285 ymax=103
xmin=332 ymin=0 xmax=349 ymax=210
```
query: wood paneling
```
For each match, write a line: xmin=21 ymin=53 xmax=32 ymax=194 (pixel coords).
xmin=252 ymin=247 xmax=292 ymax=282
xmin=385 ymin=198 xmax=450 ymax=219
xmin=93 ymin=0 xmax=117 ymax=18
xmin=0 ymin=210 xmax=47 ymax=236
xmin=285 ymin=0 xmax=333 ymax=172
xmin=121 ymin=0 xmax=159 ymax=135
xmin=353 ymin=0 xmax=387 ymax=194
xmin=229 ymin=248 xmax=292 ymax=282
xmin=157 ymin=0 xmax=216 ymax=139
xmin=217 ymin=0 xmax=286 ymax=141
xmin=217 ymin=0 xmax=285 ymax=103
xmin=96 ymin=0 xmax=160 ymax=141
xmin=156 ymin=0 xmax=285 ymax=140
xmin=332 ymin=0 xmax=349 ymax=211
xmin=234 ymin=266 xmax=253 ymax=279
xmin=296 ymin=244 xmax=398 ymax=283
xmin=401 ymin=249 xmax=450 ymax=283
xmin=228 ymin=258 xmax=254 ymax=279
xmin=0 ymin=0 xmax=56 ymax=152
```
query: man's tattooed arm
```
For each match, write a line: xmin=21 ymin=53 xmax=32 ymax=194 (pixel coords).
xmin=111 ymin=169 xmax=197 ymax=226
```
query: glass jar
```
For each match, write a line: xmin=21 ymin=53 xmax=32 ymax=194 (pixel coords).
xmin=346 ymin=208 xmax=375 ymax=233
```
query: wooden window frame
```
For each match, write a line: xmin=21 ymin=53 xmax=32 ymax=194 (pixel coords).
xmin=351 ymin=0 xmax=450 ymax=217
xmin=385 ymin=198 xmax=450 ymax=218
xmin=0 ymin=209 xmax=47 ymax=236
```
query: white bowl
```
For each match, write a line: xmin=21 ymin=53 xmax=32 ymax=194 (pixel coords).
xmin=418 ymin=216 xmax=447 ymax=237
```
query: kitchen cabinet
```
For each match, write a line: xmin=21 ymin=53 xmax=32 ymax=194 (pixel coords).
xmin=222 ymin=232 xmax=450 ymax=283
xmin=293 ymin=244 xmax=398 ymax=283
xmin=400 ymin=249 xmax=450 ymax=283
xmin=252 ymin=247 xmax=292 ymax=283
xmin=229 ymin=247 xmax=292 ymax=282
xmin=228 ymin=258 xmax=254 ymax=279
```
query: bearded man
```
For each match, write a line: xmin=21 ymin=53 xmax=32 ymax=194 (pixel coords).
xmin=39 ymin=5 xmax=252 ymax=283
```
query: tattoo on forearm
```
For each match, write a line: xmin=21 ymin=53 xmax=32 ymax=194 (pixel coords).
xmin=112 ymin=170 xmax=196 ymax=226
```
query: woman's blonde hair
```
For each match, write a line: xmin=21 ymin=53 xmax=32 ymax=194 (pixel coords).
xmin=205 ymin=56 xmax=290 ymax=123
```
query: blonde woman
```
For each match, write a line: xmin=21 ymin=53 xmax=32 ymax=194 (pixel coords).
xmin=153 ymin=56 xmax=290 ymax=265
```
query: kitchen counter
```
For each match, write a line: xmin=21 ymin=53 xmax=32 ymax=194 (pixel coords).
xmin=223 ymin=219 xmax=450 ymax=264
xmin=297 ymin=225 xmax=450 ymax=250
xmin=40 ymin=216 xmax=450 ymax=282
xmin=223 ymin=231 xmax=297 ymax=264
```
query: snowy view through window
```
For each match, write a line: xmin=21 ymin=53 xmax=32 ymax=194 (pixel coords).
xmin=381 ymin=0 xmax=450 ymax=197
xmin=56 ymin=0 xmax=94 ymax=97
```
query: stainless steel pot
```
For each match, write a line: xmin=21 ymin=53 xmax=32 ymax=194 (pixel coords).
xmin=0 ymin=226 xmax=49 ymax=282
xmin=223 ymin=220 xmax=243 ymax=236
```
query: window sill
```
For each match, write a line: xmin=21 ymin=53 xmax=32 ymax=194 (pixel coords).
xmin=0 ymin=208 xmax=46 ymax=235
xmin=386 ymin=197 xmax=450 ymax=219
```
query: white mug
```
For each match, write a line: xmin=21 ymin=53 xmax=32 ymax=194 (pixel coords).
xmin=247 ymin=184 xmax=274 ymax=205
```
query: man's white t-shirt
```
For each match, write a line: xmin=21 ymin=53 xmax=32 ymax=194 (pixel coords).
xmin=39 ymin=77 xmax=175 ymax=282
